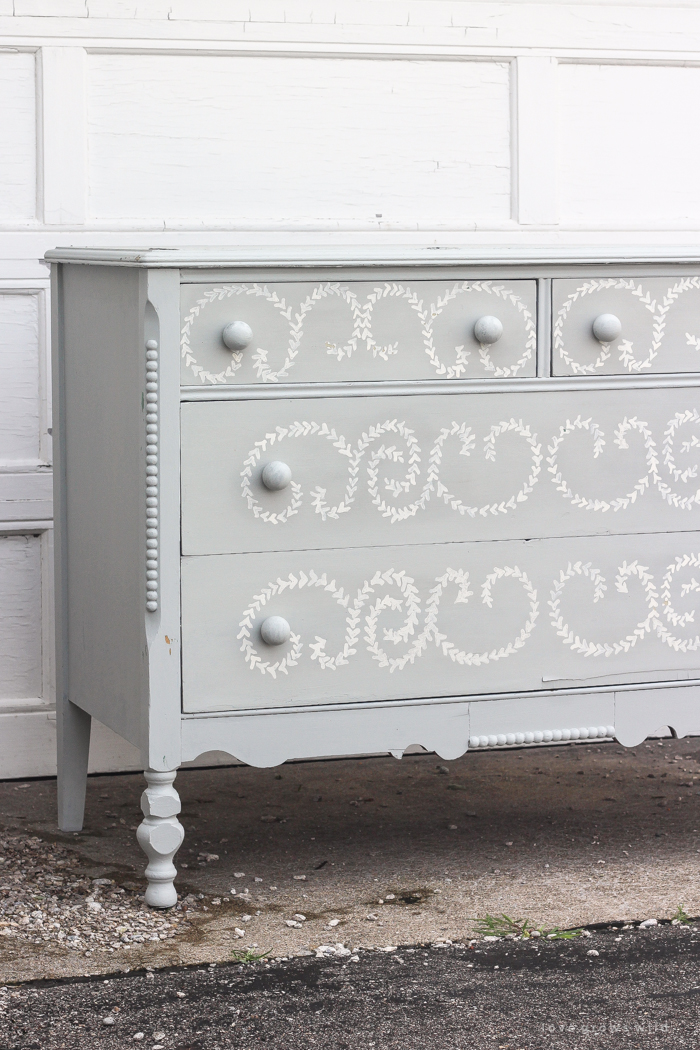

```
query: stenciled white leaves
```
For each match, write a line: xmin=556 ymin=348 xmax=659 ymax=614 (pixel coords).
xmin=241 ymin=417 xmax=542 ymax=526
xmin=549 ymin=555 xmax=700 ymax=657
xmin=239 ymin=563 xmax=539 ymax=677
xmin=240 ymin=551 xmax=700 ymax=678
xmin=181 ymin=280 xmax=535 ymax=384
xmin=555 ymin=276 xmax=700 ymax=375
xmin=424 ymin=281 xmax=536 ymax=379
xmin=181 ymin=283 xmax=300 ymax=385
xmin=547 ymin=411 xmax=700 ymax=513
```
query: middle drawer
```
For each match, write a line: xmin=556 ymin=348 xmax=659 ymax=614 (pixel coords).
xmin=181 ymin=388 xmax=700 ymax=555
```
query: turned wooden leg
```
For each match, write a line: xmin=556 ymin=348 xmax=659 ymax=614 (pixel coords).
xmin=57 ymin=699 xmax=92 ymax=832
xmin=137 ymin=769 xmax=184 ymax=908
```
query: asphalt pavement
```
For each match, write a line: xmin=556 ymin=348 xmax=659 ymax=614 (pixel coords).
xmin=2 ymin=921 xmax=699 ymax=1049
xmin=2 ymin=736 xmax=700 ymax=1047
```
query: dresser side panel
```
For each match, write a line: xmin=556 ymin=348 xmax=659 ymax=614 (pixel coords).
xmin=59 ymin=264 xmax=148 ymax=748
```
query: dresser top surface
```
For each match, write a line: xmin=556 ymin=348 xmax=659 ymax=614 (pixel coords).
xmin=44 ymin=245 xmax=700 ymax=270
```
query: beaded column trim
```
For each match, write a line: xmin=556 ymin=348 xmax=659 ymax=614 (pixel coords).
xmin=145 ymin=339 xmax=159 ymax=612
xmin=469 ymin=725 xmax=616 ymax=749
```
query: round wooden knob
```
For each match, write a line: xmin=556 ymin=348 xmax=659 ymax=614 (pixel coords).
xmin=222 ymin=321 xmax=253 ymax=352
xmin=592 ymin=313 xmax=622 ymax=343
xmin=261 ymin=460 xmax=292 ymax=491
xmin=260 ymin=616 xmax=291 ymax=646
xmin=473 ymin=315 xmax=503 ymax=344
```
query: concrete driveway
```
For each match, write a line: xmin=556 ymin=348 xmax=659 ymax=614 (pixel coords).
xmin=0 ymin=735 xmax=698 ymax=986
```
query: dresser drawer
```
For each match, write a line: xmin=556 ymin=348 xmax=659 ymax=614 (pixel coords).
xmin=180 ymin=279 xmax=537 ymax=385
xmin=181 ymin=533 xmax=700 ymax=713
xmin=181 ymin=387 xmax=700 ymax=555
xmin=553 ymin=276 xmax=700 ymax=375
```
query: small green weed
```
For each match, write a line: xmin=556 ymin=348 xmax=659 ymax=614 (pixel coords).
xmin=231 ymin=948 xmax=270 ymax=964
xmin=544 ymin=926 xmax=583 ymax=941
xmin=473 ymin=914 xmax=536 ymax=938
xmin=473 ymin=913 xmax=582 ymax=940
xmin=673 ymin=904 xmax=691 ymax=923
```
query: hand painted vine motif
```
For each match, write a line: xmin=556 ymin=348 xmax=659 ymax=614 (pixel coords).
xmin=241 ymin=409 xmax=700 ymax=527
xmin=424 ymin=282 xmax=536 ymax=378
xmin=238 ymin=555 xmax=700 ymax=678
xmin=181 ymin=280 xmax=536 ymax=384
xmin=549 ymin=555 xmax=700 ymax=657
xmin=554 ymin=277 xmax=700 ymax=375
xmin=240 ymin=417 xmax=542 ymax=525
xmin=238 ymin=565 xmax=539 ymax=678
xmin=181 ymin=284 xmax=302 ymax=384
xmin=547 ymin=410 xmax=700 ymax=512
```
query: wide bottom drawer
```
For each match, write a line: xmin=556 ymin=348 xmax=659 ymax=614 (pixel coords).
xmin=181 ymin=534 xmax=700 ymax=713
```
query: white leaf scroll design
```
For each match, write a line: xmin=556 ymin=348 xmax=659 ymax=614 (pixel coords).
xmin=241 ymin=418 xmax=542 ymax=525
xmin=181 ymin=281 xmax=536 ymax=384
xmin=425 ymin=282 xmax=536 ymax=378
xmin=554 ymin=277 xmax=700 ymax=375
xmin=549 ymin=556 xmax=700 ymax=657
xmin=238 ymin=565 xmax=539 ymax=678
xmin=547 ymin=411 xmax=700 ymax=512
xmin=238 ymin=556 xmax=700 ymax=678
xmin=181 ymin=284 xmax=301 ymax=385
xmin=241 ymin=410 xmax=700 ymax=526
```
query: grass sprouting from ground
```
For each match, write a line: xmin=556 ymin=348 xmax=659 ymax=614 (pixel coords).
xmin=231 ymin=948 xmax=271 ymax=964
xmin=473 ymin=913 xmax=583 ymax=940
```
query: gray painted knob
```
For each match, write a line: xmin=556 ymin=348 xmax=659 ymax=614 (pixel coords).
xmin=222 ymin=321 xmax=253 ymax=352
xmin=260 ymin=616 xmax=291 ymax=646
xmin=592 ymin=313 xmax=622 ymax=343
xmin=473 ymin=315 xmax=503 ymax=344
xmin=261 ymin=460 xmax=292 ymax=491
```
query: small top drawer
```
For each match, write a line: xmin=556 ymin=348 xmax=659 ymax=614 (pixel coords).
xmin=553 ymin=276 xmax=700 ymax=375
xmin=180 ymin=279 xmax=537 ymax=385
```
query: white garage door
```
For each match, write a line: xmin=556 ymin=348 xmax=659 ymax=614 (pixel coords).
xmin=1 ymin=2 xmax=698 ymax=776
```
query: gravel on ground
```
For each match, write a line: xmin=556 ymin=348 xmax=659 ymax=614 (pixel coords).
xmin=0 ymin=834 xmax=202 ymax=955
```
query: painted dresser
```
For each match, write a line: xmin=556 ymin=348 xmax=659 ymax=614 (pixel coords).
xmin=48 ymin=247 xmax=700 ymax=906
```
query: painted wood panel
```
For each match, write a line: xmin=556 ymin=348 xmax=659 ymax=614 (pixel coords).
xmin=0 ymin=534 xmax=42 ymax=701
xmin=181 ymin=387 xmax=700 ymax=555
xmin=0 ymin=475 xmax=52 ymax=523
xmin=0 ymin=52 xmax=36 ymax=222
xmin=0 ymin=293 xmax=41 ymax=467
xmin=559 ymin=64 xmax=700 ymax=227
xmin=553 ymin=276 xmax=700 ymax=375
xmin=181 ymin=279 xmax=537 ymax=385
xmin=87 ymin=55 xmax=511 ymax=224
xmin=0 ymin=711 xmax=144 ymax=779
xmin=182 ymin=532 xmax=700 ymax=713
xmin=6 ymin=2 xmax=700 ymax=57
xmin=58 ymin=264 xmax=147 ymax=747
xmin=40 ymin=48 xmax=88 ymax=225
